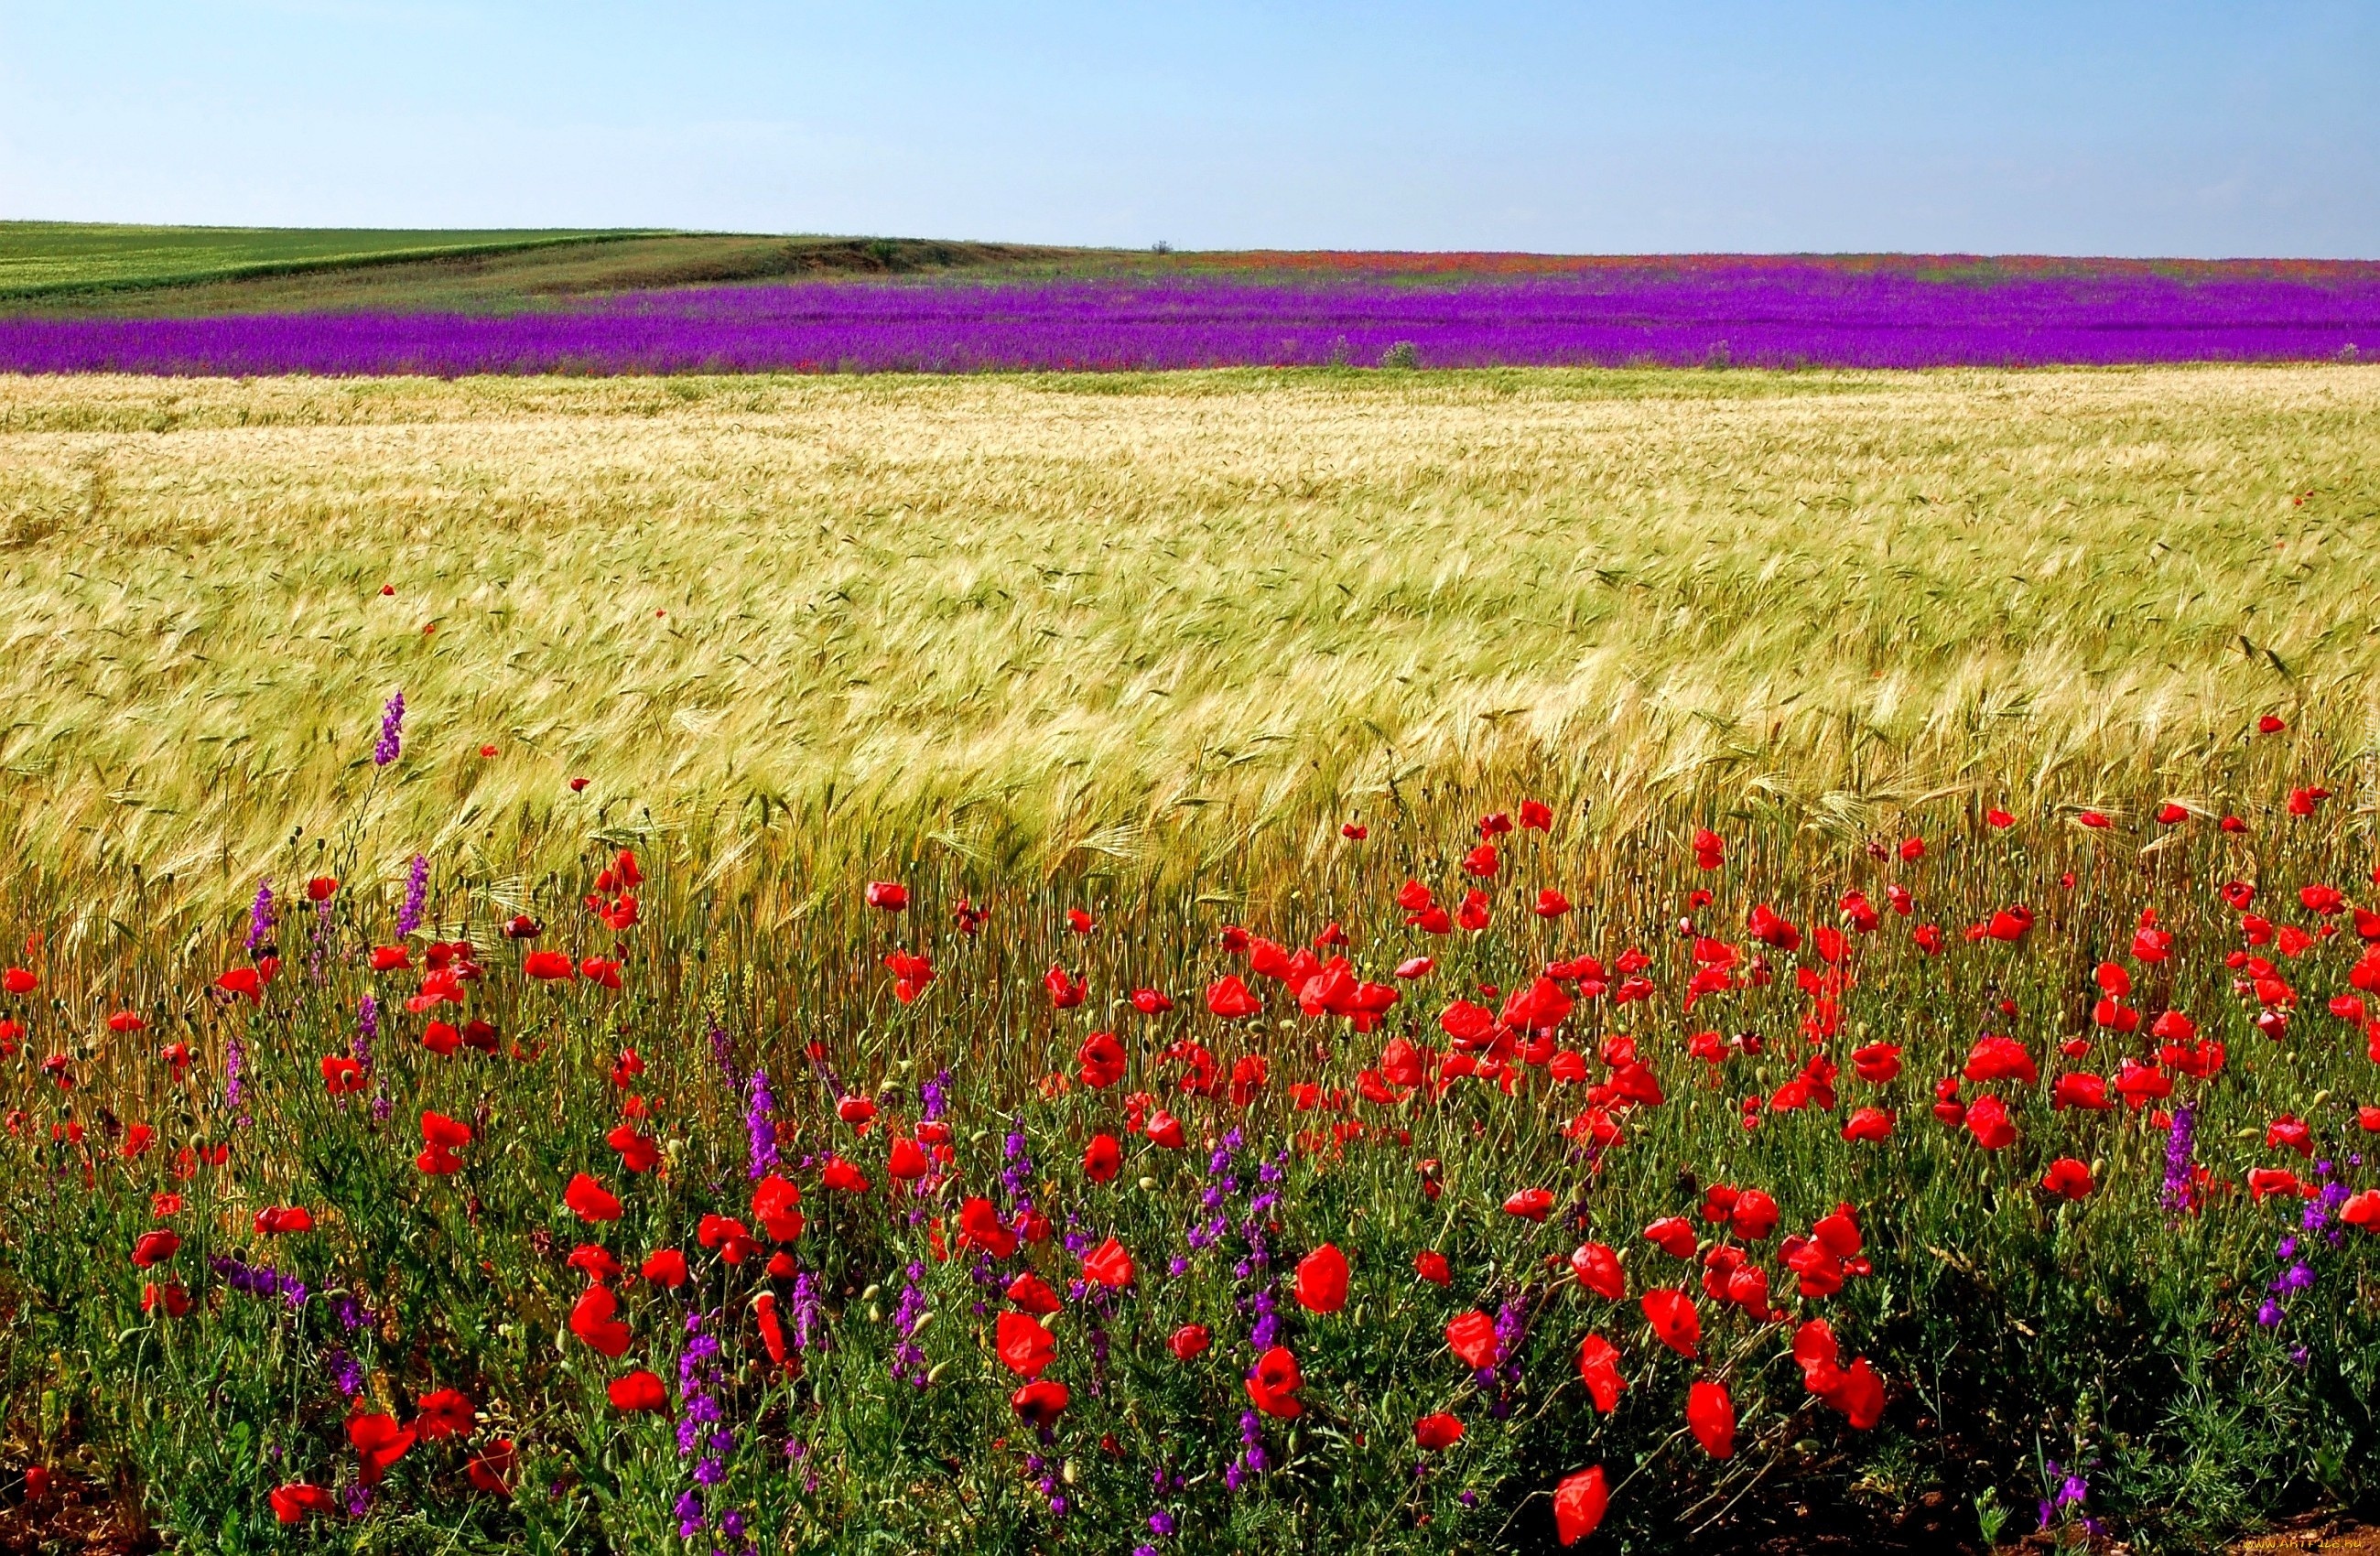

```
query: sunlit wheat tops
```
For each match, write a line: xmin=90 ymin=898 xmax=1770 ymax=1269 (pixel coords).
xmin=0 ymin=365 xmax=2375 ymax=934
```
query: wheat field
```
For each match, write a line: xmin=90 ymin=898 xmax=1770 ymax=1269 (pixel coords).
xmin=5 ymin=362 xmax=2380 ymax=1552
xmin=1 ymin=365 xmax=2374 ymax=932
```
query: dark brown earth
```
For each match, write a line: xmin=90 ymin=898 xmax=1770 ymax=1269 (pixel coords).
xmin=0 ymin=1467 xmax=2369 ymax=1553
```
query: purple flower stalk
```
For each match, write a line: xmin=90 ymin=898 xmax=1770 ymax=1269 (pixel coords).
xmin=891 ymin=1261 xmax=929 ymax=1388
xmin=396 ymin=854 xmax=428 ymax=936
xmin=791 ymin=1270 xmax=824 ymax=1351
xmin=354 ymin=994 xmax=378 ymax=1074
xmin=325 ymin=1347 xmax=365 ymax=1396
xmin=708 ymin=1013 xmax=737 ymax=1083
xmin=244 ymin=880 xmax=276 ymax=953
xmin=373 ymin=691 xmax=405 ymax=766
xmin=223 ymin=1036 xmax=244 ymax=1113
xmin=1001 ymin=1121 xmax=1037 ymax=1219
xmin=745 ymin=1067 xmax=778 ymax=1180
xmin=2160 ymin=1104 xmax=2197 ymax=1214
xmin=675 ymin=1312 xmax=731 ymax=1540
xmin=211 ymin=1254 xmax=307 ymax=1309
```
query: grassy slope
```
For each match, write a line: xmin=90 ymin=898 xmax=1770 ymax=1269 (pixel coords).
xmin=0 ymin=363 xmax=2372 ymax=930
xmin=0 ymin=222 xmax=666 ymax=299
xmin=0 ymin=223 xmax=1118 ymax=315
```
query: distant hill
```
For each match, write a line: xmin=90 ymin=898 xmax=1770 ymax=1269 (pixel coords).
xmin=0 ymin=223 xmax=1110 ymax=315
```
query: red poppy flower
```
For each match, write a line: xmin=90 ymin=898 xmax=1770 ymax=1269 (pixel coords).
xmin=1077 ymin=1031 xmax=1127 ymax=1088
xmin=1294 ymin=1244 xmax=1349 ymax=1313
xmin=523 ymin=950 xmax=576 ymax=981
xmin=1130 ymin=988 xmax=1174 ymax=1014
xmin=1245 ymin=1346 xmax=1304 ymax=1418
xmin=607 ymin=1369 xmax=668 ymax=1412
xmin=254 ymin=1205 xmax=313 ymax=1235
xmin=1011 ymin=1378 xmax=1070 ymax=1426
xmin=1445 ymin=1311 xmax=1501 ymax=1370
xmin=2039 ymin=1158 xmax=2094 ymax=1200
xmin=752 ymin=1174 xmax=806 ymax=1241
xmin=569 ymin=1285 xmax=633 ymax=1356
xmin=416 ymin=1110 xmax=471 ymax=1174
xmin=564 ymin=1173 xmax=623 ymax=1222
xmin=1502 ymin=1187 xmax=1554 ymax=1222
xmin=1644 ymin=1216 xmax=1697 ymax=1259
xmin=887 ymin=1137 xmax=930 ymax=1180
xmin=1081 ymin=1236 xmax=1135 ymax=1288
xmin=1964 ymin=1095 xmax=2017 ymax=1150
xmin=1576 ymin=1333 xmax=1624 ymax=1411
xmin=957 ymin=1196 xmax=1019 ymax=1259
xmin=2258 ymin=714 xmax=2287 ymax=734
xmin=1142 ymin=1109 xmax=1186 ymax=1150
xmin=640 ymin=1248 xmax=687 ymax=1287
xmin=410 ymin=1387 xmax=474 ymax=1442
xmin=1414 ymin=1412 xmax=1465 ymax=1450
xmin=1641 ymin=1289 xmax=1700 ymax=1356
xmin=130 ymin=1228 xmax=181 ymax=1269
xmin=1414 ymin=1248 xmax=1452 ymax=1287
xmin=1 ymin=967 xmax=36 ymax=996
xmin=1687 ymin=1379 xmax=1736 ymax=1458
xmin=466 ymin=1438 xmax=516 ymax=1496
xmin=1841 ymin=1107 xmax=1895 ymax=1143
xmin=270 ymin=1483 xmax=337 ymax=1523
xmin=1553 ymin=1465 xmax=1609 ymax=1545
xmin=1041 ymin=965 xmax=1087 ymax=1009
xmin=607 ymin=1125 xmax=660 ymax=1174
xmin=1168 ymin=1324 xmax=1210 ymax=1360
xmin=1079 ymin=1132 xmax=1122 ymax=1184
xmin=142 ymin=1281 xmax=190 ymax=1317
xmin=1341 ymin=821 xmax=1368 ymax=839
xmin=567 ymin=1244 xmax=622 ymax=1283
xmin=864 ymin=881 xmax=908 ymax=912
xmin=1850 ymin=1042 xmax=1901 ymax=1083
xmin=1747 ymin=903 xmax=1800 ymax=950
xmin=1563 ymin=1241 xmax=1623 ymax=1301
xmin=348 ymin=1412 xmax=415 ymax=1486
xmin=1205 ymin=976 xmax=1260 ymax=1020
xmin=818 ymin=1156 xmax=871 ymax=1194
xmin=997 ymin=1311 xmax=1056 ymax=1378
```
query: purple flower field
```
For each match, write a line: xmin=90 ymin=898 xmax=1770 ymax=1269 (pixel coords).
xmin=3 ymin=260 xmax=2376 ymax=374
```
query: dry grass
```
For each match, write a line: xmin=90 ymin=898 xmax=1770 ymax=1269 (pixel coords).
xmin=0 ymin=364 xmax=2375 ymax=935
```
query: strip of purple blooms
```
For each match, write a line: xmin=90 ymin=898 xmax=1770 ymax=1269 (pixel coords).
xmin=2 ymin=265 xmax=2373 ymax=374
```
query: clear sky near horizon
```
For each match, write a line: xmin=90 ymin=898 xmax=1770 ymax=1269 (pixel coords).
xmin=3 ymin=1 xmax=2375 ymax=258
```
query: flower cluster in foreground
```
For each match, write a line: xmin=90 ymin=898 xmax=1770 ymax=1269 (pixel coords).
xmin=3 ymin=706 xmax=2377 ymax=1551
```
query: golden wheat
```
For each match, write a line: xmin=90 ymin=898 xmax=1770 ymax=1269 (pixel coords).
xmin=0 ymin=364 xmax=2374 ymax=935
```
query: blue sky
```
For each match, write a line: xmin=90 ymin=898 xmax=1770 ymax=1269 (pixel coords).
xmin=3 ymin=1 xmax=2375 ymax=255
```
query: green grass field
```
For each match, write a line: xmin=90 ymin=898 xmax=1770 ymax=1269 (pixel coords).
xmin=1 ymin=363 xmax=2377 ymax=1553
xmin=0 ymin=222 xmax=1110 ymax=314
xmin=0 ymin=222 xmax=668 ymax=300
